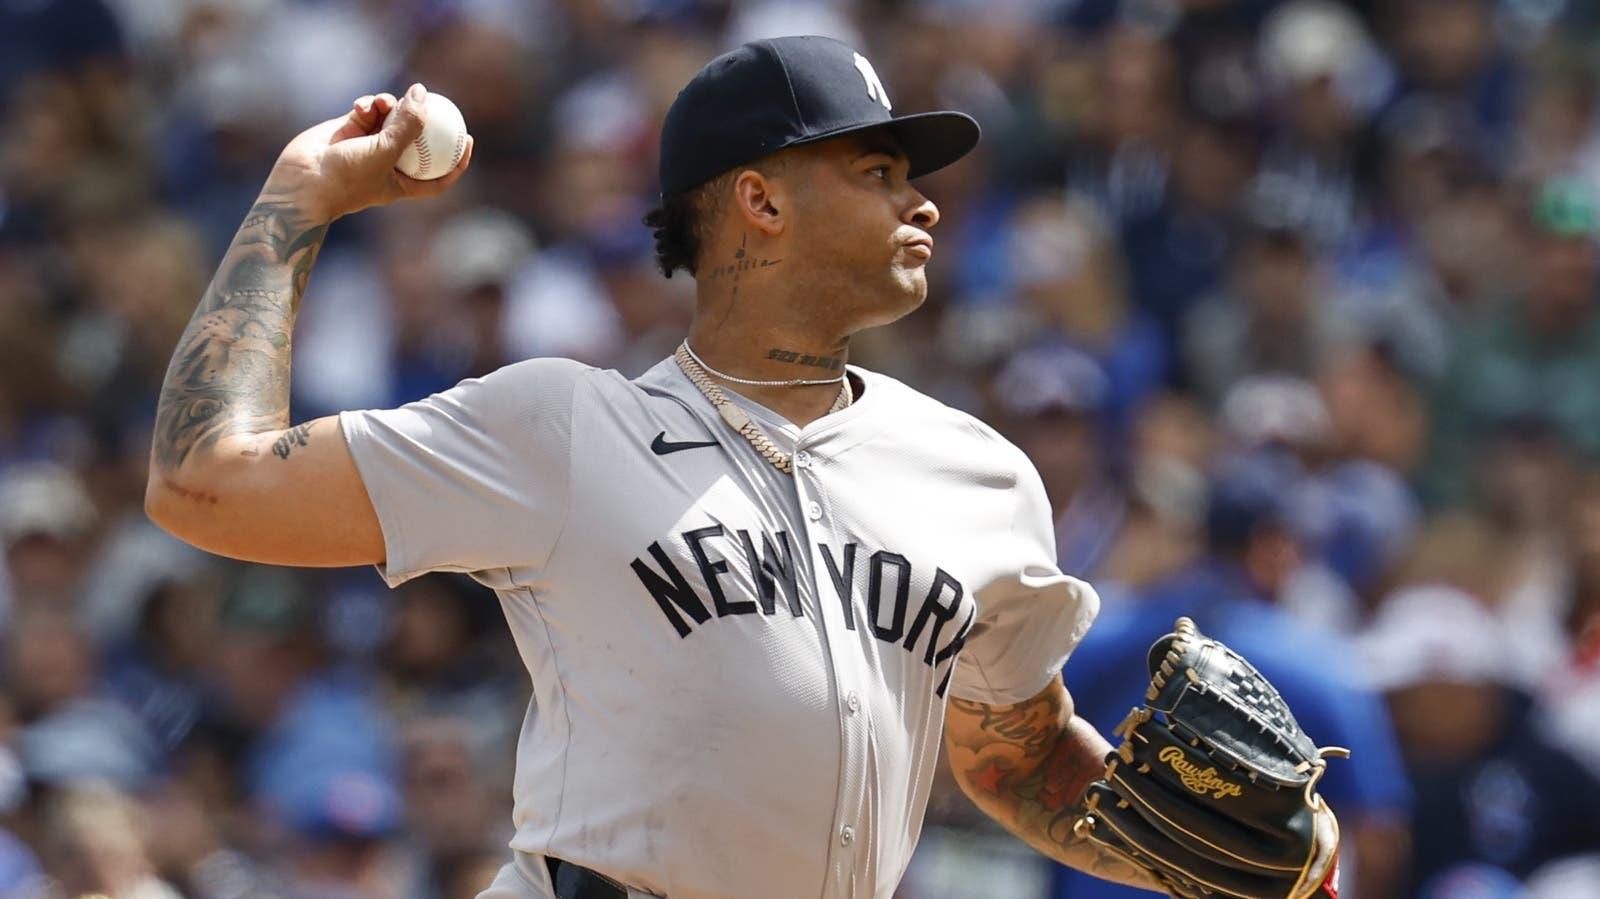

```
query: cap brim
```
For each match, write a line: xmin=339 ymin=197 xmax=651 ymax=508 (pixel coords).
xmin=888 ymin=111 xmax=982 ymax=179
xmin=793 ymin=111 xmax=981 ymax=180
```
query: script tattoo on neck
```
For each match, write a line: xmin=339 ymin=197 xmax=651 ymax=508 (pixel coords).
xmin=766 ymin=348 xmax=845 ymax=371
xmin=702 ymin=232 xmax=782 ymax=305
xmin=153 ymin=190 xmax=328 ymax=477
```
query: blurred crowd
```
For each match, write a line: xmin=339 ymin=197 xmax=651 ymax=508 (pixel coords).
xmin=3 ymin=0 xmax=1600 ymax=897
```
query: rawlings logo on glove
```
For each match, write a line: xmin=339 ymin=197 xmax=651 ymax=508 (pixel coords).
xmin=1159 ymin=747 xmax=1243 ymax=799
xmin=1072 ymin=617 xmax=1348 ymax=899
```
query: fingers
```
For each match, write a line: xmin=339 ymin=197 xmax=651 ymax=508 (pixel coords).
xmin=395 ymin=135 xmax=475 ymax=199
xmin=346 ymin=94 xmax=378 ymax=130
xmin=376 ymin=83 xmax=428 ymax=159
xmin=334 ymin=91 xmax=401 ymax=142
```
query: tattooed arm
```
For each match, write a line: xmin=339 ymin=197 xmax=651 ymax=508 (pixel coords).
xmin=944 ymin=675 xmax=1164 ymax=891
xmin=146 ymin=86 xmax=471 ymax=565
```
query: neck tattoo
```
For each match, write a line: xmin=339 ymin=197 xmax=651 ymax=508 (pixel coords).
xmin=674 ymin=342 xmax=851 ymax=475
xmin=680 ymin=340 xmax=847 ymax=387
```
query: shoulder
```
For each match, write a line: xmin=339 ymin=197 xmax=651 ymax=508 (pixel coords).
xmin=396 ymin=357 xmax=606 ymax=433
xmin=856 ymin=367 xmax=1031 ymax=465
xmin=344 ymin=357 xmax=607 ymax=450
xmin=854 ymin=368 xmax=1053 ymax=518
xmin=482 ymin=356 xmax=600 ymax=390
xmin=472 ymin=356 xmax=640 ymax=413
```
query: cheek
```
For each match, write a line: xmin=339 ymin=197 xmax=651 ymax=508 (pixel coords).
xmin=798 ymin=190 xmax=896 ymax=255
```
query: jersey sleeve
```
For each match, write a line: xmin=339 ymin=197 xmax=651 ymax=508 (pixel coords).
xmin=947 ymin=453 xmax=1101 ymax=706
xmin=338 ymin=357 xmax=590 ymax=587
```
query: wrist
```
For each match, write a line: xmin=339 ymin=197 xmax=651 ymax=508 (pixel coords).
xmin=262 ymin=161 xmax=339 ymax=226
xmin=1063 ymin=716 xmax=1113 ymax=796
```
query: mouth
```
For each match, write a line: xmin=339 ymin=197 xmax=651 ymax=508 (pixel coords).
xmin=902 ymin=237 xmax=934 ymax=261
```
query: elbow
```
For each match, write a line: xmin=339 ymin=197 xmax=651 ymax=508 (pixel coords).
xmin=143 ymin=462 xmax=219 ymax=545
xmin=143 ymin=468 xmax=183 ymax=539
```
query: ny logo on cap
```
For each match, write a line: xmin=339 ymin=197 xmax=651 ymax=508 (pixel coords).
xmin=853 ymin=52 xmax=892 ymax=111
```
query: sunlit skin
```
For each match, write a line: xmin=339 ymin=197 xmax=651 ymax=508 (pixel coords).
xmin=683 ymin=131 xmax=938 ymax=427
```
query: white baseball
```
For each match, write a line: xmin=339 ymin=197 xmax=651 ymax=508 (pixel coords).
xmin=393 ymin=90 xmax=469 ymax=181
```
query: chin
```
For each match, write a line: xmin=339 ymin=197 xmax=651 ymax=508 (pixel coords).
xmin=859 ymin=273 xmax=927 ymax=328
xmin=896 ymin=267 xmax=930 ymax=310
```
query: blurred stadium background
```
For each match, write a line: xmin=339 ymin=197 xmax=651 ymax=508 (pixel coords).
xmin=3 ymin=0 xmax=1600 ymax=897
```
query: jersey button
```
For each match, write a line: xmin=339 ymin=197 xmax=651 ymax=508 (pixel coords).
xmin=845 ymin=691 xmax=861 ymax=714
xmin=795 ymin=450 xmax=811 ymax=469
xmin=806 ymin=501 xmax=823 ymax=521
xmin=839 ymin=825 xmax=855 ymax=846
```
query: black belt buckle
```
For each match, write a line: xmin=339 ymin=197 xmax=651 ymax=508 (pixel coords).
xmin=546 ymin=857 xmax=629 ymax=899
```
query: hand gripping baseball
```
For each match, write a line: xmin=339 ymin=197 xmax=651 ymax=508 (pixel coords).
xmin=1071 ymin=618 xmax=1348 ymax=899
xmin=266 ymin=83 xmax=474 ymax=224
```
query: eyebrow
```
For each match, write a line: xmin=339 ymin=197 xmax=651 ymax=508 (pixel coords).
xmin=852 ymin=133 xmax=906 ymax=162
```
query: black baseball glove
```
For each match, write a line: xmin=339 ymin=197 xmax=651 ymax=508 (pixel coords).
xmin=1072 ymin=617 xmax=1347 ymax=899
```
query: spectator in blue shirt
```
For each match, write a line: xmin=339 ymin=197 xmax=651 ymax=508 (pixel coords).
xmin=1053 ymin=456 xmax=1412 ymax=899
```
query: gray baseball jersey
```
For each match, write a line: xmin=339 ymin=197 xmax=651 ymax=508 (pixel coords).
xmin=339 ymin=355 xmax=1100 ymax=899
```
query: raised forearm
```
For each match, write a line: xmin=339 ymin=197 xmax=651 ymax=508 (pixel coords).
xmin=153 ymin=82 xmax=458 ymax=485
xmin=945 ymin=679 xmax=1163 ymax=891
xmin=144 ymin=90 xmax=459 ymax=565
xmin=152 ymin=172 xmax=328 ymax=481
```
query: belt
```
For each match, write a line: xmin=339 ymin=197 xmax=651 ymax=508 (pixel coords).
xmin=545 ymin=856 xmax=629 ymax=899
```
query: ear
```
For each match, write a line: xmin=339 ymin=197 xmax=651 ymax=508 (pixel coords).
xmin=731 ymin=168 xmax=787 ymax=237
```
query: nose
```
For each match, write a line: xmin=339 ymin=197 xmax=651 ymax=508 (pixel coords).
xmin=903 ymin=189 xmax=939 ymax=230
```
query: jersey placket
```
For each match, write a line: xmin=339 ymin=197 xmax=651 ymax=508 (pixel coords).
xmin=791 ymin=443 xmax=873 ymax=898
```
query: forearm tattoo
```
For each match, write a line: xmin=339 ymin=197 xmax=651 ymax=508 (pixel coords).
xmin=946 ymin=680 xmax=1161 ymax=890
xmin=153 ymin=193 xmax=327 ymax=476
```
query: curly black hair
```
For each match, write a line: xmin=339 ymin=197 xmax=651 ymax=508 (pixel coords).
xmin=642 ymin=159 xmax=785 ymax=278
xmin=641 ymin=194 xmax=696 ymax=278
xmin=642 ymin=172 xmax=733 ymax=279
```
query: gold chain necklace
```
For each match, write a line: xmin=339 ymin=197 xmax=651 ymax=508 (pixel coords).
xmin=673 ymin=342 xmax=851 ymax=475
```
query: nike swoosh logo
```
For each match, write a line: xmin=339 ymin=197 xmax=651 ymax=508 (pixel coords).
xmin=651 ymin=432 xmax=719 ymax=455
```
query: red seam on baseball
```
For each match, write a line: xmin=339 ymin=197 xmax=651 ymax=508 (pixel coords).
xmin=413 ymin=135 xmax=431 ymax=177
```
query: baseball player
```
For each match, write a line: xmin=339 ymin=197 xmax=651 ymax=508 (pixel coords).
xmin=147 ymin=36 xmax=1332 ymax=899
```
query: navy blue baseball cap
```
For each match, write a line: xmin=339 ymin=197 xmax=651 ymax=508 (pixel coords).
xmin=659 ymin=35 xmax=981 ymax=197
